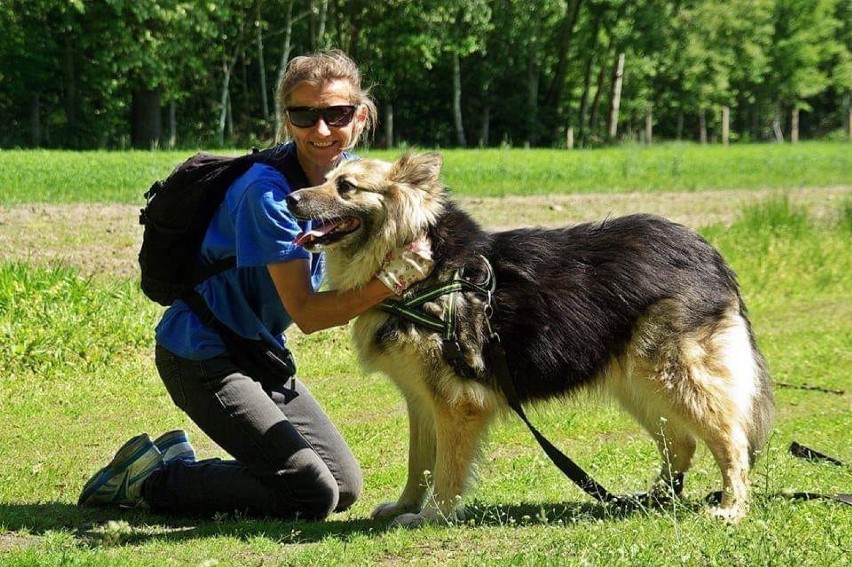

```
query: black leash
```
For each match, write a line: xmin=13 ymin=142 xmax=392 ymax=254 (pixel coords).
xmin=483 ymin=337 xmax=626 ymax=505
xmin=784 ymin=442 xmax=852 ymax=506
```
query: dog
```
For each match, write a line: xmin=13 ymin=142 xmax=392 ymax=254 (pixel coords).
xmin=286 ymin=152 xmax=775 ymax=526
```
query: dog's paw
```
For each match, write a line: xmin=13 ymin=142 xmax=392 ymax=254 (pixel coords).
xmin=371 ymin=501 xmax=417 ymax=520
xmin=708 ymin=505 xmax=746 ymax=524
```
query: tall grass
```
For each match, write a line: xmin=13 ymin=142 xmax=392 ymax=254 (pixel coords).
xmin=0 ymin=199 xmax=849 ymax=565
xmin=0 ymin=142 xmax=849 ymax=204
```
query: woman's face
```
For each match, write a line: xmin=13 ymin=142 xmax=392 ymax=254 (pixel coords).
xmin=286 ymin=79 xmax=366 ymax=182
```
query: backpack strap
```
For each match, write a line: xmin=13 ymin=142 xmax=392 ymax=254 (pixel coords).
xmin=183 ymin=291 xmax=298 ymax=390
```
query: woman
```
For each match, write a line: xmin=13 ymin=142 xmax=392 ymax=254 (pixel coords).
xmin=78 ymin=50 xmax=432 ymax=519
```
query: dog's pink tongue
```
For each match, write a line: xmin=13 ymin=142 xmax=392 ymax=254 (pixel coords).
xmin=295 ymin=221 xmax=335 ymax=247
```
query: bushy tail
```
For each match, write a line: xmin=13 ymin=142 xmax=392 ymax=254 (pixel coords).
xmin=747 ymin=338 xmax=775 ymax=467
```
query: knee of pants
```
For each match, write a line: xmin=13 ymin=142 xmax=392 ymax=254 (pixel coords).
xmin=335 ymin=466 xmax=363 ymax=513
xmin=273 ymin=449 xmax=340 ymax=520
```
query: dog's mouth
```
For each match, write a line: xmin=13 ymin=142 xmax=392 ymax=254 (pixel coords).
xmin=294 ymin=217 xmax=361 ymax=249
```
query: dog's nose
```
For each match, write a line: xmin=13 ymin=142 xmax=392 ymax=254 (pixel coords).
xmin=286 ymin=192 xmax=301 ymax=211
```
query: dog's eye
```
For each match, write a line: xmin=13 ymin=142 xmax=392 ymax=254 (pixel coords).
xmin=337 ymin=179 xmax=355 ymax=195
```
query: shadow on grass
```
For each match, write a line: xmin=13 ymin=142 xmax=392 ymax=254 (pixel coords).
xmin=0 ymin=496 xmax=709 ymax=549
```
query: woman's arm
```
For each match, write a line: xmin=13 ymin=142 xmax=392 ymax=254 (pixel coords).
xmin=268 ymin=259 xmax=394 ymax=334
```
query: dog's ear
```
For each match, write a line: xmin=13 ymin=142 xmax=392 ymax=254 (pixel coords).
xmin=389 ymin=152 xmax=443 ymax=190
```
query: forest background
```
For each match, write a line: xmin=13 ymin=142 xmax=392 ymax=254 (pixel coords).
xmin=1 ymin=0 xmax=851 ymax=151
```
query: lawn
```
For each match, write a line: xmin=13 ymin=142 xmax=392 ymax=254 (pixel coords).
xmin=0 ymin=145 xmax=849 ymax=565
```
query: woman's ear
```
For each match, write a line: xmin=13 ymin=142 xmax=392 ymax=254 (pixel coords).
xmin=355 ymin=103 xmax=368 ymax=126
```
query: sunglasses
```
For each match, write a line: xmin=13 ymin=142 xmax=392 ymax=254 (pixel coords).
xmin=286 ymin=105 xmax=357 ymax=128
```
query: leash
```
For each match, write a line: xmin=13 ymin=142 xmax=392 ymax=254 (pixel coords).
xmin=379 ymin=256 xmax=852 ymax=510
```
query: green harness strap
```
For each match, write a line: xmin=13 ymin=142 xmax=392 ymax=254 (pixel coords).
xmin=379 ymin=256 xmax=496 ymax=379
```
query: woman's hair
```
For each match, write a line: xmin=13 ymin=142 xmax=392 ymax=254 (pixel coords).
xmin=275 ymin=49 xmax=377 ymax=148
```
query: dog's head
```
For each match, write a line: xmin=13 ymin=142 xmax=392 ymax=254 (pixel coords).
xmin=287 ymin=152 xmax=446 ymax=255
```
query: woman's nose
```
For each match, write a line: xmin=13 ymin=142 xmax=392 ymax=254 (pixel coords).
xmin=315 ymin=118 xmax=331 ymax=135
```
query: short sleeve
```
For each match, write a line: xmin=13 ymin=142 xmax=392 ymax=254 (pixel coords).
xmin=231 ymin=167 xmax=311 ymax=267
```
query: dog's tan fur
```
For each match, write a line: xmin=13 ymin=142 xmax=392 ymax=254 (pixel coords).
xmin=287 ymin=153 xmax=773 ymax=526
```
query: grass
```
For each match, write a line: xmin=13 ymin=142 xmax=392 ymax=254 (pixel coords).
xmin=0 ymin=148 xmax=850 ymax=564
xmin=0 ymin=142 xmax=850 ymax=204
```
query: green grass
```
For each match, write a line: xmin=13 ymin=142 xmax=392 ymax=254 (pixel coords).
xmin=0 ymin=194 xmax=850 ymax=565
xmin=0 ymin=141 xmax=849 ymax=204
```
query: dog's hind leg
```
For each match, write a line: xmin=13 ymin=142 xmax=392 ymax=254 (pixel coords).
xmin=608 ymin=373 xmax=697 ymax=503
xmin=372 ymin=394 xmax=436 ymax=520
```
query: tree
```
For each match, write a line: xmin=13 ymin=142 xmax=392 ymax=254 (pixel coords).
xmin=765 ymin=0 xmax=842 ymax=141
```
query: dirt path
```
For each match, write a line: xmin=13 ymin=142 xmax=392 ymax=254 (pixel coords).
xmin=0 ymin=186 xmax=848 ymax=280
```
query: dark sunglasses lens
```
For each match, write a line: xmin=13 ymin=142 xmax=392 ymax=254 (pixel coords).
xmin=324 ymin=106 xmax=356 ymax=127
xmin=288 ymin=109 xmax=318 ymax=128
xmin=288 ymin=106 xmax=356 ymax=128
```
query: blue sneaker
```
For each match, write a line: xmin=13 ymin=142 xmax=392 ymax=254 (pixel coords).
xmin=77 ymin=434 xmax=163 ymax=508
xmin=153 ymin=430 xmax=196 ymax=463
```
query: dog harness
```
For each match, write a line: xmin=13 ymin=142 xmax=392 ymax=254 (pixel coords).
xmin=379 ymin=254 xmax=496 ymax=380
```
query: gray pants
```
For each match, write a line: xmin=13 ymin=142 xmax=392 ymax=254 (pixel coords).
xmin=143 ymin=344 xmax=362 ymax=520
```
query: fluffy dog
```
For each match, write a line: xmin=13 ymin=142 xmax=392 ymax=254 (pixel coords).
xmin=286 ymin=152 xmax=774 ymax=526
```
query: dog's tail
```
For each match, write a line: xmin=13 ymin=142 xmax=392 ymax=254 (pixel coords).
xmin=743 ymin=307 xmax=775 ymax=467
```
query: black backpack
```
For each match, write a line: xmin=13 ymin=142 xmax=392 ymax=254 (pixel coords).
xmin=138 ymin=144 xmax=301 ymax=306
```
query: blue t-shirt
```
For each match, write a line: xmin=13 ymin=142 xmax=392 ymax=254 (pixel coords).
xmin=155 ymin=153 xmax=324 ymax=360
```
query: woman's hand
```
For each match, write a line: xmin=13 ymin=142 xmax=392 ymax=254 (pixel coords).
xmin=376 ymin=233 xmax=435 ymax=295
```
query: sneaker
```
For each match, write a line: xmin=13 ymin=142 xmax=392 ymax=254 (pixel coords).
xmin=153 ymin=430 xmax=196 ymax=464
xmin=77 ymin=434 xmax=163 ymax=508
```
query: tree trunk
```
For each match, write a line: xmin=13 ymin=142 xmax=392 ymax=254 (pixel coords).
xmin=844 ymin=91 xmax=851 ymax=140
xmin=721 ymin=105 xmax=730 ymax=146
xmin=256 ymin=3 xmax=270 ymax=122
xmin=452 ymin=51 xmax=466 ymax=147
xmin=588 ymin=40 xmax=614 ymax=143
xmin=168 ymin=100 xmax=176 ymax=150
xmin=699 ymin=108 xmax=707 ymax=144
xmin=676 ymin=109 xmax=684 ymax=140
xmin=479 ymin=105 xmax=490 ymax=147
xmin=275 ymin=0 xmax=297 ymax=141
xmin=772 ymin=101 xmax=784 ymax=142
xmin=845 ymin=92 xmax=852 ymax=140
xmin=542 ymin=0 xmax=582 ymax=108
xmin=526 ymin=39 xmax=539 ymax=146
xmin=791 ymin=107 xmax=799 ymax=143
xmin=30 ymin=94 xmax=40 ymax=147
xmin=607 ymin=52 xmax=625 ymax=141
xmin=218 ymin=57 xmax=236 ymax=147
xmin=577 ymin=51 xmax=595 ymax=146
xmin=62 ymin=32 xmax=77 ymax=148
xmin=542 ymin=0 xmax=583 ymax=140
xmin=131 ymin=89 xmax=162 ymax=149
xmin=644 ymin=103 xmax=652 ymax=146
xmin=384 ymin=103 xmax=394 ymax=148
xmin=317 ymin=0 xmax=329 ymax=47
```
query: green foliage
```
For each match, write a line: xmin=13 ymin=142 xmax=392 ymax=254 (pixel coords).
xmin=0 ymin=0 xmax=850 ymax=148
xmin=0 ymin=262 xmax=158 ymax=379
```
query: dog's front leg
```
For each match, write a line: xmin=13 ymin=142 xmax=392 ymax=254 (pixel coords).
xmin=372 ymin=395 xmax=436 ymax=520
xmin=390 ymin=396 xmax=492 ymax=528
